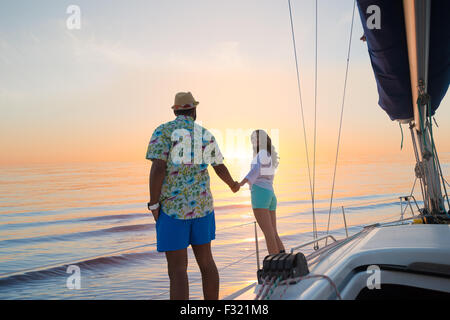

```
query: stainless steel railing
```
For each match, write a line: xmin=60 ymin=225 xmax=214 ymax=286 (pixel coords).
xmin=290 ymin=235 xmax=337 ymax=254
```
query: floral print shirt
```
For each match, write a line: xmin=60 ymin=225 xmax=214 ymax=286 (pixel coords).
xmin=146 ymin=115 xmax=223 ymax=219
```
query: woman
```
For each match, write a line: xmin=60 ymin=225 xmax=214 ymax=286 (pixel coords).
xmin=239 ymin=130 xmax=285 ymax=255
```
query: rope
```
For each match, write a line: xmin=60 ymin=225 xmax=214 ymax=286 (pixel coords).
xmin=399 ymin=122 xmax=404 ymax=150
xmin=256 ymin=276 xmax=276 ymax=300
xmin=254 ymin=277 xmax=270 ymax=300
xmin=433 ymin=116 xmax=439 ymax=128
xmin=255 ymin=273 xmax=343 ymax=301
xmin=287 ymin=0 xmax=317 ymax=245
xmin=278 ymin=276 xmax=291 ymax=299
xmin=264 ymin=275 xmax=282 ymax=300
xmin=325 ymin=0 xmax=356 ymax=243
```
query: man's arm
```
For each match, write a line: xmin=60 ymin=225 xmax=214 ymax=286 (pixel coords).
xmin=149 ymin=159 xmax=167 ymax=220
xmin=212 ymin=164 xmax=239 ymax=193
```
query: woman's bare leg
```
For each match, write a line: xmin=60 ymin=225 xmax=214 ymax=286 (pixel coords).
xmin=253 ymin=208 xmax=279 ymax=255
xmin=269 ymin=210 xmax=285 ymax=252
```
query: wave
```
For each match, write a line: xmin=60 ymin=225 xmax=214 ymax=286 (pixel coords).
xmin=343 ymin=201 xmax=400 ymax=211
xmin=0 ymin=250 xmax=159 ymax=287
xmin=81 ymin=213 xmax=149 ymax=222
xmin=214 ymin=203 xmax=251 ymax=211
xmin=0 ymin=223 xmax=155 ymax=247
xmin=102 ymin=224 xmax=153 ymax=233
xmin=0 ymin=213 xmax=150 ymax=231
xmin=1 ymin=196 xmax=402 ymax=247
xmin=0 ymin=203 xmax=143 ymax=218
xmin=0 ymin=197 xmax=403 ymax=288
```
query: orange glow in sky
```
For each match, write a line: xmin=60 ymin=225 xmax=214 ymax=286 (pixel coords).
xmin=1 ymin=0 xmax=449 ymax=166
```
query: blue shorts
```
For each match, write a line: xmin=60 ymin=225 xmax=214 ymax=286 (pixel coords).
xmin=251 ymin=184 xmax=277 ymax=211
xmin=156 ymin=209 xmax=216 ymax=252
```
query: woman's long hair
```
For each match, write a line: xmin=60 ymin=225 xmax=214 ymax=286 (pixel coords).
xmin=251 ymin=130 xmax=279 ymax=168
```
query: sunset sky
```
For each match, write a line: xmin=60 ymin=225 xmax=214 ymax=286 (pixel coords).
xmin=1 ymin=0 xmax=449 ymax=166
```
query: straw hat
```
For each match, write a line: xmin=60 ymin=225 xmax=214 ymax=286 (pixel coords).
xmin=171 ymin=92 xmax=199 ymax=110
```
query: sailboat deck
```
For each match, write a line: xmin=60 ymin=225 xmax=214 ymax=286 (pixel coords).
xmin=229 ymin=224 xmax=450 ymax=300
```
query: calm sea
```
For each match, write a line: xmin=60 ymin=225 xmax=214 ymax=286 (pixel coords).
xmin=0 ymin=155 xmax=448 ymax=299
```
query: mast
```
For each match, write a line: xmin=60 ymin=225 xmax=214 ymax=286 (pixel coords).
xmin=402 ymin=0 xmax=446 ymax=215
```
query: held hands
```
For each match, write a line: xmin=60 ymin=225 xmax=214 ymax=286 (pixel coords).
xmin=230 ymin=179 xmax=248 ymax=193
xmin=230 ymin=181 xmax=240 ymax=193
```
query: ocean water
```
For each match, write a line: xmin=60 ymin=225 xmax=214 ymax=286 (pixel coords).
xmin=0 ymin=156 xmax=448 ymax=300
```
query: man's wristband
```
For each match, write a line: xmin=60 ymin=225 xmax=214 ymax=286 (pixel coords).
xmin=147 ymin=202 xmax=160 ymax=211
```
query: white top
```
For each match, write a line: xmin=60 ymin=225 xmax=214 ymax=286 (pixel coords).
xmin=244 ymin=150 xmax=276 ymax=191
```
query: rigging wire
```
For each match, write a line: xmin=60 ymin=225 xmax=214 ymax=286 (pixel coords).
xmin=430 ymin=133 xmax=450 ymax=213
xmin=444 ymin=176 xmax=450 ymax=189
xmin=312 ymin=0 xmax=319 ymax=248
xmin=325 ymin=0 xmax=356 ymax=243
xmin=426 ymin=102 xmax=450 ymax=213
xmin=287 ymin=0 xmax=316 ymax=242
xmin=410 ymin=176 xmax=418 ymax=197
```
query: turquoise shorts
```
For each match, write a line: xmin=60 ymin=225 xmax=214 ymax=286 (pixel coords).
xmin=251 ymin=184 xmax=277 ymax=211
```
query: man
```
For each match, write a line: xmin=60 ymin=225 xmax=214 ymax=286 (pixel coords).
xmin=146 ymin=92 xmax=239 ymax=300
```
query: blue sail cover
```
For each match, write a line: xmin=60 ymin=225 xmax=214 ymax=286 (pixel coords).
xmin=356 ymin=0 xmax=450 ymax=121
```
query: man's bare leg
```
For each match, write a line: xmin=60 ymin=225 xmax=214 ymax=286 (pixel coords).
xmin=165 ymin=248 xmax=189 ymax=300
xmin=192 ymin=242 xmax=219 ymax=300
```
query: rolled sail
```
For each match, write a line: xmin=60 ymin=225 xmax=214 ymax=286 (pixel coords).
xmin=356 ymin=0 xmax=450 ymax=122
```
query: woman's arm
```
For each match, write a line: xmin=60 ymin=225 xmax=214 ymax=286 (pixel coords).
xmin=243 ymin=156 xmax=261 ymax=186
xmin=239 ymin=178 xmax=249 ymax=187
